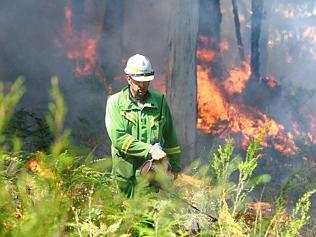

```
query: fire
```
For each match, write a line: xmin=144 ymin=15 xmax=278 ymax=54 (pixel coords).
xmin=272 ymin=6 xmax=316 ymax=60
xmin=197 ymin=36 xmax=229 ymax=55
xmin=26 ymin=151 xmax=55 ymax=179
xmin=197 ymin=65 xmax=229 ymax=133
xmin=222 ymin=62 xmax=251 ymax=95
xmin=264 ymin=77 xmax=278 ymax=89
xmin=197 ymin=35 xmax=212 ymax=46
xmin=56 ymin=6 xmax=100 ymax=76
xmin=196 ymin=49 xmax=216 ymax=63
xmin=220 ymin=39 xmax=230 ymax=54
xmin=66 ymin=34 xmax=98 ymax=76
xmin=292 ymin=116 xmax=316 ymax=145
xmin=196 ymin=38 xmax=298 ymax=155
xmin=64 ymin=6 xmax=72 ymax=35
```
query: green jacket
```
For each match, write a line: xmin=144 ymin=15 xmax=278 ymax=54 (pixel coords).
xmin=105 ymin=87 xmax=181 ymax=180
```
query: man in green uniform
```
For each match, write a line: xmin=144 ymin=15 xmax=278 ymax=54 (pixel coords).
xmin=105 ymin=54 xmax=181 ymax=197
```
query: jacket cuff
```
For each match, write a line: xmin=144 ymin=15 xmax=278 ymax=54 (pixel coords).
xmin=145 ymin=144 xmax=153 ymax=159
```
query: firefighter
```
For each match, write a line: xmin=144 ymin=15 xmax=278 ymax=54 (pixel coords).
xmin=105 ymin=54 xmax=181 ymax=197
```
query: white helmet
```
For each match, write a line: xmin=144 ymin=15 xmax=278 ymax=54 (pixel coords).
xmin=124 ymin=54 xmax=154 ymax=81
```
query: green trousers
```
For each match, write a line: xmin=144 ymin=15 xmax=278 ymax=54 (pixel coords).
xmin=113 ymin=171 xmax=173 ymax=198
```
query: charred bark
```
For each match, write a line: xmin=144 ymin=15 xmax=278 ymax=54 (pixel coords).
xmin=260 ymin=0 xmax=273 ymax=77
xmin=250 ymin=0 xmax=264 ymax=80
xmin=167 ymin=0 xmax=199 ymax=165
xmin=198 ymin=0 xmax=223 ymax=78
xmin=232 ymin=0 xmax=245 ymax=63
xmin=209 ymin=0 xmax=222 ymax=52
xmin=245 ymin=0 xmax=274 ymax=109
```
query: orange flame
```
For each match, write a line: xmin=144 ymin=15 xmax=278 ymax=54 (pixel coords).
xmin=196 ymin=37 xmax=298 ymax=155
xmin=196 ymin=49 xmax=216 ymax=63
xmin=56 ymin=6 xmax=100 ymax=76
xmin=26 ymin=151 xmax=55 ymax=179
xmin=197 ymin=65 xmax=229 ymax=133
xmin=264 ymin=77 xmax=278 ymax=89
xmin=64 ymin=6 xmax=72 ymax=35
xmin=66 ymin=34 xmax=98 ymax=76
xmin=222 ymin=62 xmax=251 ymax=95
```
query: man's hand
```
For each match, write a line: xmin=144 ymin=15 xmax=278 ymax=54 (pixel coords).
xmin=149 ymin=145 xmax=166 ymax=160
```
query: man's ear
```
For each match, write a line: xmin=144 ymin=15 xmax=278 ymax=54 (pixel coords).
xmin=126 ymin=75 xmax=132 ymax=85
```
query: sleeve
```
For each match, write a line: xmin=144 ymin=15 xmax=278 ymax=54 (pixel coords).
xmin=105 ymin=96 xmax=152 ymax=158
xmin=161 ymin=97 xmax=182 ymax=173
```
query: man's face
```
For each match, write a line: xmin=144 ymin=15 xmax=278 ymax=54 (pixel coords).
xmin=127 ymin=76 xmax=150 ymax=100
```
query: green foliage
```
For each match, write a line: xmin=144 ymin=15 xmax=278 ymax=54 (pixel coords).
xmin=46 ymin=77 xmax=71 ymax=157
xmin=233 ymin=137 xmax=262 ymax=215
xmin=284 ymin=189 xmax=316 ymax=236
xmin=0 ymin=79 xmax=25 ymax=153
xmin=211 ymin=138 xmax=236 ymax=183
xmin=0 ymin=78 xmax=25 ymax=132
xmin=0 ymin=78 xmax=316 ymax=236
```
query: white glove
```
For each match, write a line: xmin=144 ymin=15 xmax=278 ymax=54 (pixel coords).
xmin=149 ymin=145 xmax=166 ymax=160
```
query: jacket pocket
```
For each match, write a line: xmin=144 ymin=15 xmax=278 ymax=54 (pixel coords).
xmin=121 ymin=111 xmax=137 ymax=126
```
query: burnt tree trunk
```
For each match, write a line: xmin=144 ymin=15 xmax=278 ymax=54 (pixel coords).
xmin=250 ymin=0 xmax=264 ymax=80
xmin=244 ymin=0 xmax=265 ymax=108
xmin=209 ymin=0 xmax=222 ymax=53
xmin=198 ymin=0 xmax=222 ymax=78
xmin=260 ymin=0 xmax=273 ymax=77
xmin=167 ymin=0 xmax=199 ymax=165
xmin=232 ymin=0 xmax=245 ymax=63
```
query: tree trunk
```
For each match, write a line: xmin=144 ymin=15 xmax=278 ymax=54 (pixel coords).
xmin=167 ymin=0 xmax=199 ymax=165
xmin=232 ymin=0 xmax=245 ymax=63
xmin=260 ymin=0 xmax=273 ymax=77
xmin=250 ymin=0 xmax=264 ymax=80
xmin=209 ymin=0 xmax=222 ymax=53
xmin=198 ymin=0 xmax=223 ymax=79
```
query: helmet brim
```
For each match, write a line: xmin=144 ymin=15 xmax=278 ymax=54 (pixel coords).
xmin=130 ymin=75 xmax=154 ymax=82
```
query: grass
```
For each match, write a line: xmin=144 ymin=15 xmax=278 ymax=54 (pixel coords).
xmin=0 ymin=78 xmax=316 ymax=236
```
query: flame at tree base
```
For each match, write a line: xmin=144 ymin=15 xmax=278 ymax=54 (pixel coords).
xmin=197 ymin=63 xmax=298 ymax=156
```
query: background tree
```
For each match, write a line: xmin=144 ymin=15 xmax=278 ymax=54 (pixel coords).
xmin=198 ymin=0 xmax=223 ymax=79
xmin=250 ymin=0 xmax=264 ymax=80
xmin=232 ymin=0 xmax=245 ymax=64
xmin=260 ymin=0 xmax=273 ymax=77
xmin=167 ymin=0 xmax=199 ymax=165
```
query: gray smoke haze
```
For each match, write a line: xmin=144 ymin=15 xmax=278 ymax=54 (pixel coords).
xmin=0 ymin=0 xmax=173 ymax=155
xmin=1 ymin=0 xmax=316 ymax=178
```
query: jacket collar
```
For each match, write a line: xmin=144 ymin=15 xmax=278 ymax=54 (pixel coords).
xmin=119 ymin=87 xmax=158 ymax=111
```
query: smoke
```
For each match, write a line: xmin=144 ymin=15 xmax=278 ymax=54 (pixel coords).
xmin=121 ymin=1 xmax=171 ymax=66
xmin=0 ymin=1 xmax=64 ymax=106
xmin=266 ymin=2 xmax=316 ymax=90
xmin=1 ymin=0 xmax=316 ymax=171
xmin=0 ymin=1 xmax=173 ymax=155
xmin=195 ymin=0 xmax=316 ymax=194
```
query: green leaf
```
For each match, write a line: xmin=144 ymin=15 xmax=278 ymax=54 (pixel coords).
xmin=249 ymin=174 xmax=271 ymax=186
